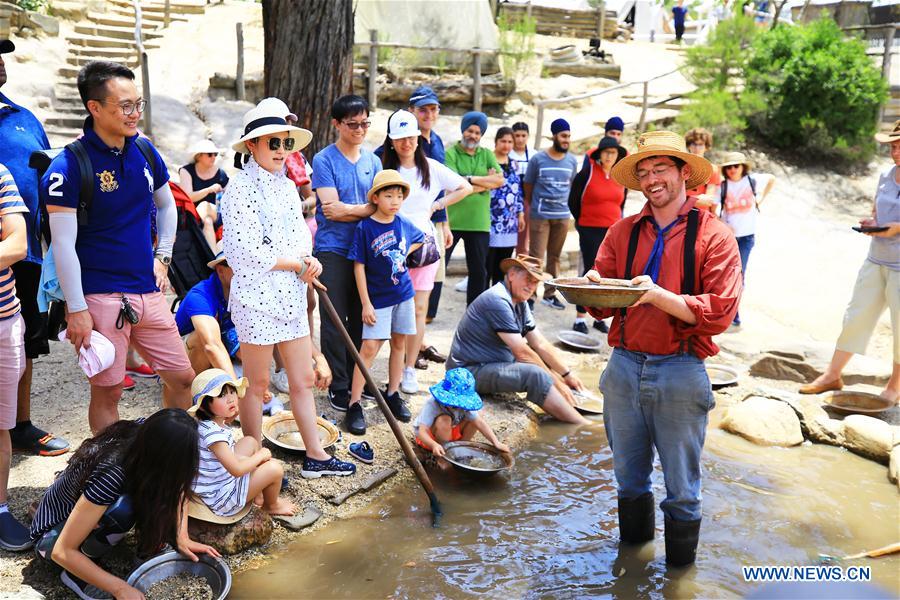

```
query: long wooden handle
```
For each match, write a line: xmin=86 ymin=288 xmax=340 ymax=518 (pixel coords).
xmin=312 ymin=280 xmax=443 ymax=525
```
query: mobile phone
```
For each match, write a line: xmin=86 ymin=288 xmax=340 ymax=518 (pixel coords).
xmin=852 ymin=225 xmax=889 ymax=233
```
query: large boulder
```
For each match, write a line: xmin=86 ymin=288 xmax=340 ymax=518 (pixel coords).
xmin=749 ymin=353 xmax=819 ymax=383
xmin=749 ymin=387 xmax=845 ymax=446
xmin=187 ymin=506 xmax=273 ymax=555
xmin=889 ymin=447 xmax=900 ymax=491
xmin=842 ymin=415 xmax=893 ymax=464
xmin=720 ymin=396 xmax=805 ymax=447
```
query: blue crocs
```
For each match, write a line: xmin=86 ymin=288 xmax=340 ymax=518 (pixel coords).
xmin=348 ymin=441 xmax=374 ymax=464
xmin=301 ymin=456 xmax=356 ymax=479
xmin=0 ymin=511 xmax=33 ymax=552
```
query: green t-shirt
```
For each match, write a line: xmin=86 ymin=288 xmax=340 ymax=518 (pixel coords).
xmin=445 ymin=144 xmax=501 ymax=232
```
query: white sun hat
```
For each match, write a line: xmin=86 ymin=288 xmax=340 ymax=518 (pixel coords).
xmin=387 ymin=109 xmax=421 ymax=140
xmin=257 ymin=97 xmax=298 ymax=123
xmin=188 ymin=139 xmax=227 ymax=159
xmin=231 ymin=99 xmax=312 ymax=155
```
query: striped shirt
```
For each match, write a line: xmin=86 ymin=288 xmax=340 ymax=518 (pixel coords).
xmin=191 ymin=420 xmax=248 ymax=517
xmin=30 ymin=461 xmax=126 ymax=541
xmin=0 ymin=164 xmax=28 ymax=320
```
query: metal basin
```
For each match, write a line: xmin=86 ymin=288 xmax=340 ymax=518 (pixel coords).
xmin=442 ymin=441 xmax=514 ymax=476
xmin=823 ymin=391 xmax=895 ymax=416
xmin=706 ymin=364 xmax=739 ymax=389
xmin=545 ymin=277 xmax=652 ymax=309
xmin=127 ymin=551 xmax=231 ymax=600
xmin=262 ymin=413 xmax=340 ymax=453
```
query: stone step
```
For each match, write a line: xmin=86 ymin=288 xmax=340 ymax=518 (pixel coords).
xmin=44 ymin=126 xmax=83 ymax=145
xmin=74 ymin=23 xmax=163 ymax=42
xmin=44 ymin=112 xmax=85 ymax=129
xmin=66 ymin=53 xmax=139 ymax=68
xmin=69 ymin=45 xmax=139 ymax=60
xmin=109 ymin=5 xmax=188 ymax=23
xmin=53 ymin=95 xmax=83 ymax=110
xmin=66 ymin=34 xmax=160 ymax=52
xmin=86 ymin=11 xmax=160 ymax=31
xmin=108 ymin=0 xmax=207 ymax=15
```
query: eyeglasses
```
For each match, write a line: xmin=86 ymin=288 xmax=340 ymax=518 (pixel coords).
xmin=342 ymin=120 xmax=371 ymax=130
xmin=267 ymin=137 xmax=295 ymax=151
xmin=635 ymin=163 xmax=677 ymax=181
xmin=98 ymin=99 xmax=147 ymax=116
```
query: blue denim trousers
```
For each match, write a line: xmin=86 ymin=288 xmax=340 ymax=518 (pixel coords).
xmin=599 ymin=348 xmax=714 ymax=522
xmin=734 ymin=234 xmax=755 ymax=324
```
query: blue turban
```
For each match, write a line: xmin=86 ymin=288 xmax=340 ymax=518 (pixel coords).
xmin=605 ymin=116 xmax=624 ymax=132
xmin=461 ymin=111 xmax=488 ymax=134
xmin=550 ymin=118 xmax=570 ymax=135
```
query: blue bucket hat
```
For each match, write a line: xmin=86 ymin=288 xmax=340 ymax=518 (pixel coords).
xmin=429 ymin=368 xmax=483 ymax=411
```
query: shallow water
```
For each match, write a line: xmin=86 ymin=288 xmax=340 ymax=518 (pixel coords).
xmin=231 ymin=405 xmax=900 ymax=599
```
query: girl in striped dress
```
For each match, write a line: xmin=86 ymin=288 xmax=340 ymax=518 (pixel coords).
xmin=191 ymin=369 xmax=294 ymax=517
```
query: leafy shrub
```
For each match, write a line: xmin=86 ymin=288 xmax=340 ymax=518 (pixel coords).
xmin=16 ymin=0 xmax=47 ymax=10
xmin=743 ymin=17 xmax=887 ymax=162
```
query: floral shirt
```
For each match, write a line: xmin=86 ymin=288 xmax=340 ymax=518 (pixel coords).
xmin=489 ymin=161 xmax=523 ymax=248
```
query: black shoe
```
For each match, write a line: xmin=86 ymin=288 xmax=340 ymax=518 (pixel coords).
xmin=572 ymin=321 xmax=589 ymax=334
xmin=329 ymin=389 xmax=349 ymax=412
xmin=593 ymin=320 xmax=609 ymax=333
xmin=421 ymin=346 xmax=446 ymax=363
xmin=61 ymin=571 xmax=113 ymax=600
xmin=10 ymin=422 xmax=70 ymax=457
xmin=618 ymin=492 xmax=655 ymax=544
xmin=664 ymin=516 xmax=701 ymax=567
xmin=385 ymin=391 xmax=411 ymax=422
xmin=345 ymin=402 xmax=366 ymax=435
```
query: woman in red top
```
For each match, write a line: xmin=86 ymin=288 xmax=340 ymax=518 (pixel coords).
xmin=568 ymin=136 xmax=626 ymax=333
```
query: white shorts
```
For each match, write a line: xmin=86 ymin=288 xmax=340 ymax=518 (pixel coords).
xmin=362 ymin=297 xmax=416 ymax=340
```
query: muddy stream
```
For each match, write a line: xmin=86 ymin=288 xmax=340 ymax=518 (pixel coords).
xmin=231 ymin=384 xmax=899 ymax=599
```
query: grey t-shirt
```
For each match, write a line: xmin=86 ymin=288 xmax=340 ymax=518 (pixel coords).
xmin=869 ymin=165 xmax=900 ymax=271
xmin=523 ymin=151 xmax=578 ymax=220
xmin=446 ymin=282 xmax=536 ymax=367
xmin=412 ymin=397 xmax=478 ymax=435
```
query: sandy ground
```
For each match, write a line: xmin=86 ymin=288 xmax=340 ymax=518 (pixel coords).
xmin=1 ymin=2 xmax=897 ymax=596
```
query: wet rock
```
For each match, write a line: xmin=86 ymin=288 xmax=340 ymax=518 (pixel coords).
xmin=749 ymin=353 xmax=819 ymax=383
xmin=749 ymin=387 xmax=844 ymax=446
xmin=842 ymin=415 xmax=893 ymax=464
xmin=187 ymin=506 xmax=273 ymax=555
xmin=720 ymin=396 xmax=804 ymax=446
xmin=6 ymin=586 xmax=44 ymax=599
xmin=889 ymin=447 xmax=900 ymax=491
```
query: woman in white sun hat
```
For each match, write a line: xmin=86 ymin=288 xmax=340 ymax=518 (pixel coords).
xmin=220 ymin=99 xmax=356 ymax=479
xmin=178 ymin=139 xmax=229 ymax=251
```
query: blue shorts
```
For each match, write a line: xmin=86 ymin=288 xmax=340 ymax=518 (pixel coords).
xmin=362 ymin=298 xmax=416 ymax=340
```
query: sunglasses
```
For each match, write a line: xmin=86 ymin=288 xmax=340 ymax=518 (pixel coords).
xmin=342 ymin=120 xmax=371 ymax=130
xmin=202 ymin=152 xmax=218 ymax=158
xmin=267 ymin=137 xmax=295 ymax=151
xmin=724 ymin=164 xmax=742 ymax=170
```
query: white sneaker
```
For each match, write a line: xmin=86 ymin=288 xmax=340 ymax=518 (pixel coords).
xmin=400 ymin=366 xmax=419 ymax=394
xmin=271 ymin=368 xmax=290 ymax=393
xmin=454 ymin=277 xmax=468 ymax=292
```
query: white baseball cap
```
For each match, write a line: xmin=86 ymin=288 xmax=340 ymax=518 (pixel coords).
xmin=387 ymin=110 xmax=421 ymax=140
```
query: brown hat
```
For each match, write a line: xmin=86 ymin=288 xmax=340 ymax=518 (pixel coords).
xmin=500 ymin=254 xmax=550 ymax=281
xmin=875 ymin=120 xmax=900 ymax=143
xmin=367 ymin=169 xmax=410 ymax=203
xmin=719 ymin=151 xmax=754 ymax=174
xmin=611 ymin=130 xmax=713 ymax=191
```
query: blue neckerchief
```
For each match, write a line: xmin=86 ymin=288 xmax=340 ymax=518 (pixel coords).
xmin=642 ymin=216 xmax=682 ymax=283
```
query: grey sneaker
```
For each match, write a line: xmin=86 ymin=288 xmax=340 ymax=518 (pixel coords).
xmin=542 ymin=295 xmax=566 ymax=310
xmin=271 ymin=368 xmax=290 ymax=393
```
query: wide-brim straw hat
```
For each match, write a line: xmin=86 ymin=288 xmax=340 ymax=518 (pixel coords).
xmin=611 ymin=130 xmax=713 ymax=191
xmin=719 ymin=151 xmax=753 ymax=174
xmin=232 ymin=101 xmax=312 ymax=155
xmin=367 ymin=169 xmax=410 ymax=202
xmin=187 ymin=497 xmax=252 ymax=525
xmin=190 ymin=368 xmax=248 ymax=406
xmin=189 ymin=139 xmax=227 ymax=159
xmin=500 ymin=254 xmax=551 ymax=281
xmin=875 ymin=120 xmax=900 ymax=143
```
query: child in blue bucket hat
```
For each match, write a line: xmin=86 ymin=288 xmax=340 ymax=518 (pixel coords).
xmin=414 ymin=368 xmax=510 ymax=457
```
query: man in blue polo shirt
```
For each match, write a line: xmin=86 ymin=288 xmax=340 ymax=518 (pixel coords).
xmin=0 ymin=39 xmax=69 ymax=457
xmin=312 ymin=94 xmax=382 ymax=414
xmin=40 ymin=61 xmax=194 ymax=435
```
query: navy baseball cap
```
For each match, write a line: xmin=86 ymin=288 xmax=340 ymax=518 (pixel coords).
xmin=409 ymin=85 xmax=440 ymax=108
xmin=0 ymin=40 xmax=15 ymax=54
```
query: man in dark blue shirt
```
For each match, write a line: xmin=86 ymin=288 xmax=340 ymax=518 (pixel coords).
xmin=41 ymin=61 xmax=193 ymax=434
xmin=0 ymin=39 xmax=69 ymax=456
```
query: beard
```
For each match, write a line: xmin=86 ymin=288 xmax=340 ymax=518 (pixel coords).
xmin=462 ymin=138 xmax=479 ymax=150
xmin=552 ymin=140 xmax=568 ymax=153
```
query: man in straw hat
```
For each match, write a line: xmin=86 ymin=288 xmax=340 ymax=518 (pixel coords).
xmin=584 ymin=130 xmax=743 ymax=566
xmin=446 ymin=254 xmax=590 ymax=425
xmin=41 ymin=61 xmax=194 ymax=434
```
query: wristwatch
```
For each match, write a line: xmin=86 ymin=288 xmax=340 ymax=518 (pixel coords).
xmin=466 ymin=175 xmax=473 ymax=185
xmin=154 ymin=253 xmax=172 ymax=266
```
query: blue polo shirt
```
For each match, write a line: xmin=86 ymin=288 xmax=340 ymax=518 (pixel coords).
xmin=174 ymin=273 xmax=233 ymax=336
xmin=311 ymin=143 xmax=382 ymax=257
xmin=0 ymin=91 xmax=50 ymax=264
xmin=39 ymin=118 xmax=169 ymax=295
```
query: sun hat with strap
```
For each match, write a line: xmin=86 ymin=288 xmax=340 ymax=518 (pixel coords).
xmin=232 ymin=100 xmax=312 ymax=155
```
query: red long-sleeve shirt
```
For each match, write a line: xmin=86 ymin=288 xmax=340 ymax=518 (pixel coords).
xmin=587 ymin=198 xmax=742 ymax=359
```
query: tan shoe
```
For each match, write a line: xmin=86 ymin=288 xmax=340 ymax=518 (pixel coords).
xmin=798 ymin=377 xmax=844 ymax=395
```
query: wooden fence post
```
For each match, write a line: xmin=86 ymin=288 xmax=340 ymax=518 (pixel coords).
xmin=141 ymin=51 xmax=153 ymax=137
xmin=472 ymin=49 xmax=483 ymax=112
xmin=534 ymin=103 xmax=544 ymax=150
xmin=526 ymin=0 xmax=533 ymax=21
xmin=596 ymin=3 xmax=605 ymax=39
xmin=164 ymin=0 xmax=171 ymax=27
xmin=368 ymin=29 xmax=378 ymax=109
xmin=235 ymin=23 xmax=245 ymax=101
xmin=882 ymin=25 xmax=895 ymax=80
xmin=637 ymin=80 xmax=649 ymax=132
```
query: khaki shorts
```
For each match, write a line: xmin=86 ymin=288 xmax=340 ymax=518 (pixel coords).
xmin=836 ymin=259 xmax=900 ymax=363
xmin=434 ymin=225 xmax=446 ymax=284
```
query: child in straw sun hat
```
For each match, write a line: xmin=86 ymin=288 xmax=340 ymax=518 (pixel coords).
xmin=414 ymin=368 xmax=510 ymax=457
xmin=189 ymin=368 xmax=296 ymax=518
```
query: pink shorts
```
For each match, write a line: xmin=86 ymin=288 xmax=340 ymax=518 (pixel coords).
xmin=306 ymin=217 xmax=317 ymax=242
xmin=408 ymin=260 xmax=440 ymax=292
xmin=0 ymin=313 xmax=25 ymax=429
xmin=84 ymin=292 xmax=191 ymax=387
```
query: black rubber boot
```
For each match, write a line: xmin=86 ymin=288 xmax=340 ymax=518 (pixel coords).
xmin=617 ymin=492 xmax=655 ymax=543
xmin=664 ymin=516 xmax=701 ymax=567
